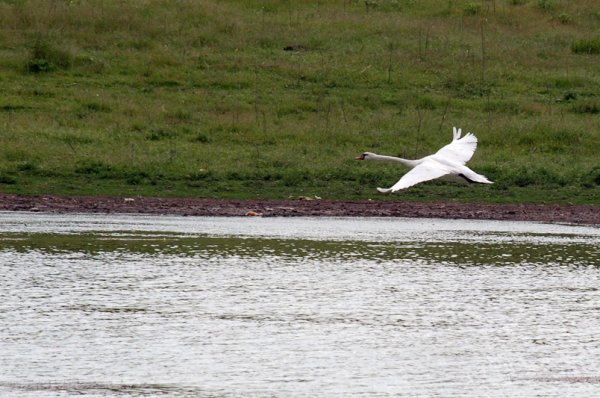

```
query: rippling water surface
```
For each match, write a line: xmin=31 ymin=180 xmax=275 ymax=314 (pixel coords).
xmin=1 ymin=212 xmax=599 ymax=397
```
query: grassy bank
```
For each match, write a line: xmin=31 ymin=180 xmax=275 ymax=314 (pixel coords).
xmin=0 ymin=0 xmax=599 ymax=203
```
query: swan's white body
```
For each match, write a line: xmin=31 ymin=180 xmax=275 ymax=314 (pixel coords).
xmin=356 ymin=127 xmax=493 ymax=193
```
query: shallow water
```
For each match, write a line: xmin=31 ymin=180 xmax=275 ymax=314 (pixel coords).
xmin=1 ymin=212 xmax=599 ymax=397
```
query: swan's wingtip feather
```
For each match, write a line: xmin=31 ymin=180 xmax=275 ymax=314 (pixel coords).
xmin=452 ymin=126 xmax=462 ymax=141
xmin=461 ymin=132 xmax=478 ymax=143
xmin=377 ymin=187 xmax=392 ymax=193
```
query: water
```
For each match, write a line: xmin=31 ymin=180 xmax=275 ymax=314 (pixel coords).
xmin=1 ymin=212 xmax=599 ymax=397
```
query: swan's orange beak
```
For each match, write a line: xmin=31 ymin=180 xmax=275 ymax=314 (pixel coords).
xmin=356 ymin=154 xmax=365 ymax=160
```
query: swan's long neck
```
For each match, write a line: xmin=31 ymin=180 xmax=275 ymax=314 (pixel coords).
xmin=368 ymin=153 xmax=421 ymax=168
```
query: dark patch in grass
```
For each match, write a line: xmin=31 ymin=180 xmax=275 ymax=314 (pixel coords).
xmin=187 ymin=169 xmax=213 ymax=181
xmin=520 ymin=127 xmax=578 ymax=154
xmin=59 ymin=133 xmax=94 ymax=145
xmin=463 ymin=2 xmax=482 ymax=16
xmin=443 ymin=76 xmax=490 ymax=98
xmin=283 ymin=44 xmax=307 ymax=52
xmin=73 ymin=54 xmax=106 ymax=73
xmin=415 ymin=95 xmax=437 ymax=110
xmin=75 ymin=160 xmax=113 ymax=176
xmin=16 ymin=161 xmax=39 ymax=173
xmin=1 ymin=104 xmax=30 ymax=112
xmin=147 ymin=128 xmax=176 ymax=141
xmin=3 ymin=149 xmax=31 ymax=162
xmin=380 ymin=93 xmax=406 ymax=108
xmin=200 ymin=80 xmax=252 ymax=90
xmin=0 ymin=173 xmax=16 ymax=184
xmin=31 ymin=89 xmax=55 ymax=97
xmin=483 ymin=100 xmax=520 ymax=114
xmin=192 ymin=133 xmax=210 ymax=143
xmin=83 ymin=102 xmax=111 ymax=113
xmin=75 ymin=161 xmax=156 ymax=184
xmin=507 ymin=167 xmax=566 ymax=187
xmin=556 ymin=12 xmax=573 ymax=25
xmin=124 ymin=170 xmax=152 ymax=185
xmin=571 ymin=101 xmax=599 ymax=114
xmin=553 ymin=76 xmax=585 ymax=89
xmin=571 ymin=39 xmax=600 ymax=54
xmin=147 ymin=78 xmax=181 ymax=88
xmin=536 ymin=0 xmax=554 ymax=11
xmin=582 ymin=166 xmax=600 ymax=188
xmin=282 ymin=170 xmax=312 ymax=187
xmin=26 ymin=37 xmax=72 ymax=73
xmin=129 ymin=38 xmax=155 ymax=50
xmin=167 ymin=110 xmax=193 ymax=122
xmin=77 ymin=102 xmax=112 ymax=119
xmin=17 ymin=164 xmax=57 ymax=177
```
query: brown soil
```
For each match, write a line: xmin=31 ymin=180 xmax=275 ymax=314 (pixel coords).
xmin=1 ymin=193 xmax=598 ymax=225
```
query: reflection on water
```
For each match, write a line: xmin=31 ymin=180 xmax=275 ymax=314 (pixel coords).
xmin=1 ymin=232 xmax=598 ymax=267
xmin=1 ymin=212 xmax=599 ymax=397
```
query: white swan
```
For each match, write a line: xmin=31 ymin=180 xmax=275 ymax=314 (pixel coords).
xmin=356 ymin=127 xmax=493 ymax=193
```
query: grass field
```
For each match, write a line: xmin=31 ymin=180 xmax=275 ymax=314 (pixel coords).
xmin=0 ymin=0 xmax=599 ymax=203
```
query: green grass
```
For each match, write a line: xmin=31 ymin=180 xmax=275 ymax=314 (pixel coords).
xmin=0 ymin=0 xmax=599 ymax=204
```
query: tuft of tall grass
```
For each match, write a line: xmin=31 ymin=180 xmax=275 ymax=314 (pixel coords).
xmin=571 ymin=39 xmax=600 ymax=54
xmin=583 ymin=167 xmax=600 ymax=187
xmin=26 ymin=35 xmax=73 ymax=73
xmin=571 ymin=101 xmax=599 ymax=114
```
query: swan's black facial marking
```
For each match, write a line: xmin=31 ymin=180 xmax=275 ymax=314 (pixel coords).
xmin=356 ymin=153 xmax=366 ymax=160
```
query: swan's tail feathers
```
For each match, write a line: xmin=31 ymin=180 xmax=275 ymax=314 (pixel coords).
xmin=377 ymin=187 xmax=393 ymax=193
xmin=460 ymin=172 xmax=493 ymax=184
xmin=474 ymin=176 xmax=493 ymax=184
xmin=458 ymin=166 xmax=493 ymax=184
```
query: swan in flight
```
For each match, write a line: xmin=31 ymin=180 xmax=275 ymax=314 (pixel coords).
xmin=356 ymin=127 xmax=493 ymax=193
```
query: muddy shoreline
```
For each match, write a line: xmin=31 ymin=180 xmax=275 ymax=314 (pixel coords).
xmin=0 ymin=193 xmax=598 ymax=225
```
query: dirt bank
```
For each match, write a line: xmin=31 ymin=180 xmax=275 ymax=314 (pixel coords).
xmin=0 ymin=193 xmax=598 ymax=225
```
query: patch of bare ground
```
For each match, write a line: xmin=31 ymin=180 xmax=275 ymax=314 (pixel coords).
xmin=0 ymin=194 xmax=598 ymax=225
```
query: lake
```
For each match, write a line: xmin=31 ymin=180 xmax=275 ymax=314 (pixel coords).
xmin=1 ymin=212 xmax=599 ymax=397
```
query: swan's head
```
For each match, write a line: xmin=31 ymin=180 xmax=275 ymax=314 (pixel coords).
xmin=356 ymin=152 xmax=375 ymax=160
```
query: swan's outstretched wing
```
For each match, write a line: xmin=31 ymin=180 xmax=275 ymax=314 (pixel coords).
xmin=434 ymin=127 xmax=478 ymax=165
xmin=377 ymin=161 xmax=449 ymax=193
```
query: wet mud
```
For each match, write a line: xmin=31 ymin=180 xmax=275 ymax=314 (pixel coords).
xmin=1 ymin=194 xmax=598 ymax=225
